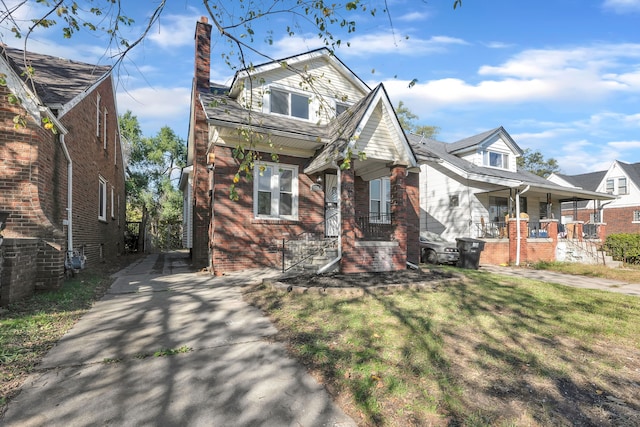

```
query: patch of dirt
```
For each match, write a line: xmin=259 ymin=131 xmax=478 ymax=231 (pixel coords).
xmin=277 ymin=268 xmax=457 ymax=288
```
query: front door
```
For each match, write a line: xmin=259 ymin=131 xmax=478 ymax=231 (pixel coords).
xmin=325 ymin=174 xmax=339 ymax=237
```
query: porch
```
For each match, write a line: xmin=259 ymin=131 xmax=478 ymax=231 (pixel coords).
xmin=476 ymin=218 xmax=615 ymax=267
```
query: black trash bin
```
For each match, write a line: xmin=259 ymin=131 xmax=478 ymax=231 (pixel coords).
xmin=455 ymin=237 xmax=485 ymax=269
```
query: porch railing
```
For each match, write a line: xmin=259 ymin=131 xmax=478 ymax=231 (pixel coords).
xmin=357 ymin=214 xmax=395 ymax=240
xmin=528 ymin=221 xmax=550 ymax=238
xmin=475 ymin=221 xmax=507 ymax=239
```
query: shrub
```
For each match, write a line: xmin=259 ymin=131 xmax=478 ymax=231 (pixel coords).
xmin=603 ymin=233 xmax=640 ymax=264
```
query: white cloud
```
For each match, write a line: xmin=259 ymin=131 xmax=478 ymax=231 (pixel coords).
xmin=398 ymin=11 xmax=431 ymax=22
xmin=603 ymin=0 xmax=640 ymax=13
xmin=608 ymin=140 xmax=640 ymax=149
xmin=117 ymin=86 xmax=191 ymax=135
xmin=147 ymin=12 xmax=202 ymax=49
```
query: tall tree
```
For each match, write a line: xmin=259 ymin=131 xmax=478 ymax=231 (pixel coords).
xmin=120 ymin=111 xmax=186 ymax=251
xmin=517 ymin=148 xmax=561 ymax=178
xmin=395 ymin=101 xmax=440 ymax=139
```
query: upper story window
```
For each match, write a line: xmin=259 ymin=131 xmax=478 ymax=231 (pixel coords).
xmin=254 ymin=162 xmax=298 ymax=220
xmin=335 ymin=102 xmax=349 ymax=116
xmin=605 ymin=177 xmax=627 ymax=195
xmin=483 ymin=150 xmax=509 ymax=169
xmin=370 ymin=177 xmax=391 ymax=223
xmin=103 ymin=108 xmax=108 ymax=150
xmin=96 ymin=93 xmax=101 ymax=138
xmin=270 ymin=88 xmax=309 ymax=119
xmin=618 ymin=177 xmax=627 ymax=195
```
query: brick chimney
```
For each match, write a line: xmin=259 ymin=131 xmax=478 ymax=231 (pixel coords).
xmin=194 ymin=16 xmax=212 ymax=91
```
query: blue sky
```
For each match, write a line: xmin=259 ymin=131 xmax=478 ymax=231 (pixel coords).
xmin=2 ymin=0 xmax=640 ymax=175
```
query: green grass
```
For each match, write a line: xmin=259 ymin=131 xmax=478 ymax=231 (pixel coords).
xmin=245 ymin=269 xmax=640 ymax=426
xmin=530 ymin=260 xmax=640 ymax=283
xmin=0 ymin=272 xmax=113 ymax=408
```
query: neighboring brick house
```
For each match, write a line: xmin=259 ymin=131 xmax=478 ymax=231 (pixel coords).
xmin=180 ymin=17 xmax=420 ymax=275
xmin=0 ymin=46 xmax=125 ymax=305
xmin=549 ymin=161 xmax=640 ymax=236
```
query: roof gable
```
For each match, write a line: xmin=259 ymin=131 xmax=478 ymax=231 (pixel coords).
xmin=447 ymin=126 xmax=524 ymax=157
xmin=305 ymin=84 xmax=417 ymax=177
xmin=229 ymin=48 xmax=370 ymax=98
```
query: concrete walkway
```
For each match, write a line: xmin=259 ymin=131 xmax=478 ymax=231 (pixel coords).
xmin=480 ymin=264 xmax=640 ymax=297
xmin=2 ymin=251 xmax=356 ymax=427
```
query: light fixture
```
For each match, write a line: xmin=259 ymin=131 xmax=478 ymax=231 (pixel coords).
xmin=316 ymin=175 xmax=323 ymax=184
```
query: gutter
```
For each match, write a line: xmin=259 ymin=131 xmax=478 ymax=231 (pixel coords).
xmin=40 ymin=108 xmax=73 ymax=264
xmin=318 ymin=162 xmax=342 ymax=274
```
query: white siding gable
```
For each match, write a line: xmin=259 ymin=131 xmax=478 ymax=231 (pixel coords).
xmin=599 ymin=162 xmax=640 ymax=208
xmin=238 ymin=55 xmax=367 ymax=125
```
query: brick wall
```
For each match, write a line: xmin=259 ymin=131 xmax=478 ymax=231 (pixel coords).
xmin=59 ymin=76 xmax=125 ymax=267
xmin=0 ymin=238 xmax=39 ymax=306
xmin=406 ymin=171 xmax=420 ymax=265
xmin=479 ymin=241 xmax=509 ymax=265
xmin=562 ymin=206 xmax=640 ymax=236
xmin=210 ymin=146 xmax=325 ymax=274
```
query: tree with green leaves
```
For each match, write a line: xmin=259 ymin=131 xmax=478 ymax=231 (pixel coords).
xmin=395 ymin=101 xmax=440 ymax=139
xmin=120 ymin=111 xmax=186 ymax=251
xmin=517 ymin=148 xmax=561 ymax=178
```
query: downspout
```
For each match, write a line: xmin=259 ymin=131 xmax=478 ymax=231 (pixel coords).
xmin=60 ymin=134 xmax=73 ymax=263
xmin=318 ymin=162 xmax=342 ymax=274
xmin=515 ymin=185 xmax=530 ymax=266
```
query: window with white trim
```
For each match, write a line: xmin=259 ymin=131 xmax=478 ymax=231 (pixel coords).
xmin=335 ymin=102 xmax=349 ymax=116
xmin=618 ymin=177 xmax=627 ymax=195
xmin=114 ymin=133 xmax=118 ymax=166
xmin=633 ymin=210 xmax=640 ymax=222
xmin=96 ymin=94 xmax=101 ymax=138
xmin=110 ymin=185 xmax=115 ymax=219
xmin=483 ymin=150 xmax=509 ymax=169
xmin=370 ymin=177 xmax=391 ymax=223
xmin=98 ymin=176 xmax=107 ymax=221
xmin=103 ymin=108 xmax=108 ymax=149
xmin=270 ymin=88 xmax=309 ymax=119
xmin=606 ymin=179 xmax=615 ymax=194
xmin=254 ymin=163 xmax=298 ymax=219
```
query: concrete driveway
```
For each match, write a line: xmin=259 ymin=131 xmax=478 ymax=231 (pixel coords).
xmin=2 ymin=252 xmax=356 ymax=427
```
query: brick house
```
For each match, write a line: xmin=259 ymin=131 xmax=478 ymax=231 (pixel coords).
xmin=0 ymin=46 xmax=126 ymax=305
xmin=549 ymin=161 xmax=640 ymax=237
xmin=180 ymin=18 xmax=420 ymax=275
xmin=409 ymin=128 xmax=615 ymax=266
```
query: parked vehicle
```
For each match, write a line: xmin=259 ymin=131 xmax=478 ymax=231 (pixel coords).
xmin=419 ymin=231 xmax=460 ymax=264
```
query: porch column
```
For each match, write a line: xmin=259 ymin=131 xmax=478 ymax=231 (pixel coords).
xmin=390 ymin=165 xmax=407 ymax=270
xmin=405 ymin=171 xmax=420 ymax=265
xmin=340 ymin=167 xmax=357 ymax=273
xmin=508 ymin=218 xmax=528 ymax=265
xmin=598 ymin=223 xmax=607 ymax=241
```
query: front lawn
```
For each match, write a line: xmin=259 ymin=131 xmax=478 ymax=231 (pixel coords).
xmin=244 ymin=269 xmax=640 ymax=426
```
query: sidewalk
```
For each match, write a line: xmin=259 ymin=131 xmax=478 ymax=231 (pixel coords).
xmin=480 ymin=264 xmax=640 ymax=297
xmin=2 ymin=251 xmax=356 ymax=427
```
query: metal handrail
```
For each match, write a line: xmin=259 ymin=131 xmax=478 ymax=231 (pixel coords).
xmin=356 ymin=214 xmax=394 ymax=240
xmin=281 ymin=212 xmax=339 ymax=272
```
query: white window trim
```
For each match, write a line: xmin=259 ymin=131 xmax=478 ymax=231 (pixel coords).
xmin=114 ymin=133 xmax=118 ymax=165
xmin=633 ymin=210 xmax=640 ymax=223
xmin=253 ymin=162 xmax=299 ymax=220
xmin=103 ymin=108 xmax=108 ymax=150
xmin=370 ymin=177 xmax=391 ymax=223
xmin=96 ymin=93 xmax=101 ymax=138
xmin=110 ymin=185 xmax=115 ymax=219
xmin=266 ymin=84 xmax=311 ymax=121
xmin=98 ymin=176 xmax=107 ymax=221
xmin=482 ymin=150 xmax=510 ymax=170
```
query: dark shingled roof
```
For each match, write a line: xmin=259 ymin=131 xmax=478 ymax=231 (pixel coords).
xmin=554 ymin=171 xmax=607 ymax=191
xmin=2 ymin=46 xmax=110 ymax=105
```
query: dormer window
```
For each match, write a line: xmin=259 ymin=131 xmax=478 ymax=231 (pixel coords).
xmin=483 ymin=150 xmax=509 ymax=169
xmin=270 ymin=88 xmax=309 ymax=119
